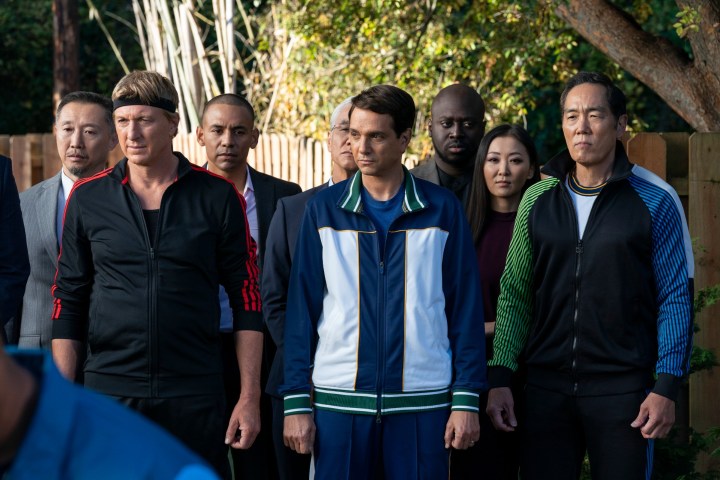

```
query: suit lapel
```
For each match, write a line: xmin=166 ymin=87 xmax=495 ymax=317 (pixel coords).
xmin=36 ymin=174 xmax=62 ymax=261
xmin=249 ymin=167 xmax=274 ymax=256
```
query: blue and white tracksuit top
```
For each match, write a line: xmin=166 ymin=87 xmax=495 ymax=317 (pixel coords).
xmin=282 ymin=168 xmax=486 ymax=416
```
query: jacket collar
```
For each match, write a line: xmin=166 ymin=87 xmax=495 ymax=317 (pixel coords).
xmin=541 ymin=141 xmax=633 ymax=183
xmin=337 ymin=166 xmax=428 ymax=214
xmin=110 ymin=152 xmax=194 ymax=183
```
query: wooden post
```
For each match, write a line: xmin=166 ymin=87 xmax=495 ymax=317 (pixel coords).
xmin=52 ymin=0 xmax=79 ymax=111
xmin=689 ymin=132 xmax=720 ymax=472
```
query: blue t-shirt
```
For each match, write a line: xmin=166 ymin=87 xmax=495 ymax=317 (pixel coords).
xmin=361 ymin=186 xmax=405 ymax=258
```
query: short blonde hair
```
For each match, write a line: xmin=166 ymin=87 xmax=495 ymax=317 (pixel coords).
xmin=112 ymin=71 xmax=179 ymax=112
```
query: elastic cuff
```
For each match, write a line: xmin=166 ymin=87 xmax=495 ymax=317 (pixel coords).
xmin=451 ymin=389 xmax=480 ymax=412
xmin=653 ymin=373 xmax=683 ymax=401
xmin=284 ymin=392 xmax=312 ymax=416
xmin=234 ymin=311 xmax=263 ymax=332
xmin=487 ymin=366 xmax=513 ymax=389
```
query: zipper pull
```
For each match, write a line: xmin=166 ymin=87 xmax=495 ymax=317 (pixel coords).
xmin=379 ymin=261 xmax=384 ymax=274
xmin=575 ymin=241 xmax=583 ymax=254
xmin=150 ymin=247 xmax=155 ymax=260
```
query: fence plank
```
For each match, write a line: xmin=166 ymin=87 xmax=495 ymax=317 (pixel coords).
xmin=42 ymin=134 xmax=61 ymax=179
xmin=0 ymin=135 xmax=10 ymax=158
xmin=626 ymin=133 xmax=666 ymax=179
xmin=688 ymin=132 xmax=720 ymax=473
xmin=11 ymin=136 xmax=31 ymax=192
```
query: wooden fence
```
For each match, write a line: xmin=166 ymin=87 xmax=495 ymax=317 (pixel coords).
xmin=625 ymin=132 xmax=720 ymax=472
xmin=2 ymin=130 xmax=720 ymax=469
xmin=0 ymin=132 xmax=421 ymax=193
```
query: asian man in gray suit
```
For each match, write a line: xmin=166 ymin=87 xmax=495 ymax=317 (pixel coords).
xmin=13 ymin=91 xmax=117 ymax=348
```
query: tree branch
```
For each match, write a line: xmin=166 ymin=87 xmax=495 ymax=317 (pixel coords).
xmin=555 ymin=0 xmax=720 ymax=131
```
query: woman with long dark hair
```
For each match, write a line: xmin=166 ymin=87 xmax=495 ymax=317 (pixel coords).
xmin=452 ymin=124 xmax=540 ymax=479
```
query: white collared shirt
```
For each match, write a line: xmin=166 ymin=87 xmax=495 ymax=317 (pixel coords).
xmin=56 ymin=169 xmax=75 ymax=245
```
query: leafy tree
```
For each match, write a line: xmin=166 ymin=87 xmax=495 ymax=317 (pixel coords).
xmin=555 ymin=0 xmax=720 ymax=132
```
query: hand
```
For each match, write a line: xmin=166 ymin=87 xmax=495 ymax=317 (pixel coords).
xmin=225 ymin=396 xmax=261 ymax=449
xmin=486 ymin=387 xmax=517 ymax=432
xmin=283 ymin=414 xmax=316 ymax=454
xmin=444 ymin=411 xmax=480 ymax=450
xmin=630 ymin=392 xmax=675 ymax=439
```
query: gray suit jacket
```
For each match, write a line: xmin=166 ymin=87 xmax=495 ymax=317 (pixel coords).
xmin=16 ymin=173 xmax=62 ymax=348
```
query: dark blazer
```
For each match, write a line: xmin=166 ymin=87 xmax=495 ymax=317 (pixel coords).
xmin=226 ymin=166 xmax=300 ymax=480
xmin=0 ymin=155 xmax=30 ymax=343
xmin=248 ymin=166 xmax=302 ymax=269
xmin=262 ymin=184 xmax=326 ymax=397
xmin=16 ymin=173 xmax=62 ymax=348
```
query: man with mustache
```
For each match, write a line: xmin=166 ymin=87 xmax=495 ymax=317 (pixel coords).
xmin=12 ymin=92 xmax=117 ymax=349
xmin=411 ymin=84 xmax=486 ymax=212
xmin=197 ymin=93 xmax=301 ymax=480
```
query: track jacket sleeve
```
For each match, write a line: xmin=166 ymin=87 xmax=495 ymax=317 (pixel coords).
xmin=51 ymin=186 xmax=93 ymax=340
xmin=487 ymin=181 xmax=551 ymax=388
xmin=219 ymin=184 xmax=262 ymax=332
xmin=281 ymin=201 xmax=324 ymax=415
xmin=443 ymin=196 xmax=486 ymax=411
xmin=646 ymin=186 xmax=694 ymax=401
xmin=262 ymin=199 xmax=291 ymax=349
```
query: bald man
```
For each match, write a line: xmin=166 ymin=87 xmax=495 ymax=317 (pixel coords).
xmin=411 ymin=84 xmax=486 ymax=211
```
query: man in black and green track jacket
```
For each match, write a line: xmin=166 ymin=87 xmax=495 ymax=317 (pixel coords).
xmin=486 ymin=72 xmax=694 ymax=480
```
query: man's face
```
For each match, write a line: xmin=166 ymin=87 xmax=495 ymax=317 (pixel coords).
xmin=562 ymin=83 xmax=627 ymax=169
xmin=196 ymin=103 xmax=258 ymax=174
xmin=349 ymin=108 xmax=409 ymax=179
xmin=114 ymin=105 xmax=178 ymax=167
xmin=327 ymin=103 xmax=356 ymax=174
xmin=55 ymin=102 xmax=117 ymax=181
xmin=429 ymin=94 xmax=485 ymax=168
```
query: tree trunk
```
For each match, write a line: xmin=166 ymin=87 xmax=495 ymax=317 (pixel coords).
xmin=53 ymin=0 xmax=79 ymax=113
xmin=555 ymin=0 xmax=720 ymax=132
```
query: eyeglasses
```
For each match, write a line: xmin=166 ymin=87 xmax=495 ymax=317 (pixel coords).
xmin=331 ymin=125 xmax=350 ymax=134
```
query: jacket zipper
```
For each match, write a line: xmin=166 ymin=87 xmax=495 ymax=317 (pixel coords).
xmin=127 ymin=185 xmax=165 ymax=398
xmin=563 ymin=180 xmax=606 ymax=396
xmin=376 ymin=239 xmax=386 ymax=424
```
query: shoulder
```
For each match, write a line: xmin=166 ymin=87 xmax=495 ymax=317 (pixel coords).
xmin=20 ymin=175 xmax=60 ymax=201
xmin=278 ymin=184 xmax=323 ymax=208
xmin=628 ymin=165 xmax=682 ymax=204
xmin=249 ymin=167 xmax=301 ymax=194
xmin=410 ymin=159 xmax=436 ymax=179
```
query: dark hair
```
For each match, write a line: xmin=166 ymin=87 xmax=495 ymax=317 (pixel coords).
xmin=56 ymin=91 xmax=114 ymax=128
xmin=560 ymin=71 xmax=627 ymax=120
xmin=467 ymin=124 xmax=540 ymax=244
xmin=202 ymin=93 xmax=255 ymax=122
xmin=349 ymin=85 xmax=416 ymax=137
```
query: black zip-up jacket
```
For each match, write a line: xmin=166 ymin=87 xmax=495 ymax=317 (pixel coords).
xmin=488 ymin=143 xmax=693 ymax=401
xmin=52 ymin=154 xmax=262 ymax=398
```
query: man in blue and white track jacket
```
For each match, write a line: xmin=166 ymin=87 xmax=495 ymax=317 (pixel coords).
xmin=281 ymin=85 xmax=486 ymax=480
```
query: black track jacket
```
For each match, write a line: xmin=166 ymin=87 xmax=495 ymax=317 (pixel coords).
xmin=52 ymin=153 xmax=262 ymax=398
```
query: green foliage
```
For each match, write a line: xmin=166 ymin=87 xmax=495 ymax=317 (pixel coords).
xmin=0 ymin=0 xmax=53 ymax=133
xmin=654 ymin=428 xmax=720 ymax=480
xmin=674 ymin=7 xmax=701 ymax=38
xmin=0 ymin=0 xmax=144 ymax=134
xmin=695 ymin=285 xmax=720 ymax=316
